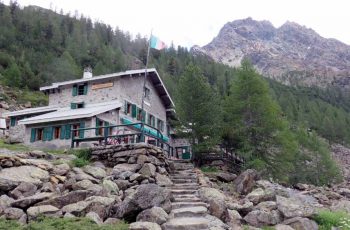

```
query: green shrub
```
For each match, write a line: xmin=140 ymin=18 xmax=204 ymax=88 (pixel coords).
xmin=201 ymin=166 xmax=218 ymax=173
xmin=69 ymin=148 xmax=91 ymax=168
xmin=313 ymin=210 xmax=350 ymax=230
xmin=0 ymin=218 xmax=22 ymax=230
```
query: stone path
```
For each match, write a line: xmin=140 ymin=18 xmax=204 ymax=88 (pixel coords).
xmin=163 ymin=160 xmax=210 ymax=230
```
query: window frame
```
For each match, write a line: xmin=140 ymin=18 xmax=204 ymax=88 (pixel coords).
xmin=53 ymin=126 xmax=61 ymax=139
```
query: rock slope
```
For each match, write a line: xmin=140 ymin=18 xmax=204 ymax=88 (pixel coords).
xmin=194 ymin=17 xmax=350 ymax=88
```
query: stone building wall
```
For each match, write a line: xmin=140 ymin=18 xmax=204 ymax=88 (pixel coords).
xmin=8 ymin=124 xmax=25 ymax=143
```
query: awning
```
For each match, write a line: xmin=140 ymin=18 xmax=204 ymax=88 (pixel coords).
xmin=121 ymin=117 xmax=169 ymax=142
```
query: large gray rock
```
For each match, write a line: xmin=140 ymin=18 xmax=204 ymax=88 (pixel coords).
xmin=216 ymin=172 xmax=237 ymax=183
xmin=225 ymin=209 xmax=242 ymax=226
xmin=72 ymin=168 xmax=99 ymax=183
xmin=199 ymin=187 xmax=227 ymax=220
xmin=137 ymin=155 xmax=151 ymax=165
xmin=113 ymin=184 xmax=171 ymax=221
xmin=9 ymin=182 xmax=37 ymax=199
xmin=139 ymin=163 xmax=156 ymax=178
xmin=86 ymin=211 xmax=103 ymax=225
xmin=11 ymin=192 xmax=54 ymax=209
xmin=72 ymin=179 xmax=103 ymax=193
xmin=112 ymin=164 xmax=141 ymax=174
xmin=115 ymin=179 xmax=131 ymax=190
xmin=102 ymin=179 xmax=119 ymax=195
xmin=0 ymin=166 xmax=49 ymax=191
xmin=155 ymin=173 xmax=172 ymax=186
xmin=83 ymin=165 xmax=106 ymax=179
xmin=244 ymin=209 xmax=282 ymax=227
xmin=129 ymin=221 xmax=161 ymax=230
xmin=136 ymin=207 xmax=168 ymax=225
xmin=0 ymin=195 xmax=15 ymax=209
xmin=233 ymin=169 xmax=259 ymax=195
xmin=52 ymin=163 xmax=70 ymax=176
xmin=36 ymin=190 xmax=95 ymax=208
xmin=27 ymin=205 xmax=62 ymax=221
xmin=275 ymin=224 xmax=294 ymax=230
xmin=276 ymin=195 xmax=317 ymax=218
xmin=3 ymin=207 xmax=26 ymax=221
xmin=246 ymin=188 xmax=275 ymax=204
xmin=330 ymin=199 xmax=350 ymax=213
xmin=227 ymin=200 xmax=254 ymax=215
xmin=283 ymin=217 xmax=318 ymax=230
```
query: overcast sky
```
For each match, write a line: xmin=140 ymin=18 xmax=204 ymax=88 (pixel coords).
xmin=3 ymin=0 xmax=350 ymax=48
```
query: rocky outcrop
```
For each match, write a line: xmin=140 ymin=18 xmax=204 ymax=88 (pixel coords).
xmin=196 ymin=17 xmax=350 ymax=89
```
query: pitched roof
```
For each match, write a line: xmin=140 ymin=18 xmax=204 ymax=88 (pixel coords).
xmin=19 ymin=100 xmax=122 ymax=125
xmin=40 ymin=68 xmax=175 ymax=109
xmin=3 ymin=106 xmax=58 ymax=117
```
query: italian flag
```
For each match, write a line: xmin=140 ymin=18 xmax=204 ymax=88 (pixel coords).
xmin=150 ymin=35 xmax=166 ymax=50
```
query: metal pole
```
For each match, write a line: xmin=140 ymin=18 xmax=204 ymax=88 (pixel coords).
xmin=140 ymin=31 xmax=152 ymax=143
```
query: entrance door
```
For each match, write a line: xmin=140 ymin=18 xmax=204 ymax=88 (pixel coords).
xmin=181 ymin=146 xmax=191 ymax=159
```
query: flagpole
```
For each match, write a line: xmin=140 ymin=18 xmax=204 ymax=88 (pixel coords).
xmin=140 ymin=30 xmax=152 ymax=143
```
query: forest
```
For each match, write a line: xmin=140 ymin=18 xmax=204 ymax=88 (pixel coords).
xmin=0 ymin=2 xmax=349 ymax=185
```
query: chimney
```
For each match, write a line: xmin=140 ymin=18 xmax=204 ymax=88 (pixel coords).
xmin=83 ymin=67 xmax=92 ymax=79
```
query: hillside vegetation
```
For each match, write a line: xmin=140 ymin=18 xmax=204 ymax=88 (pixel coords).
xmin=0 ymin=2 xmax=347 ymax=185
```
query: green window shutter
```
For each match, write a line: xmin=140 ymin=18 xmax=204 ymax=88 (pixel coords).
xmin=10 ymin=117 xmax=16 ymax=126
xmin=147 ymin=114 xmax=151 ymax=125
xmin=43 ymin=127 xmax=48 ymax=141
xmin=152 ymin=116 xmax=155 ymax=127
xmin=47 ymin=127 xmax=53 ymax=141
xmin=65 ymin=124 xmax=71 ymax=139
xmin=124 ymin=101 xmax=128 ymax=114
xmin=142 ymin=110 xmax=146 ymax=122
xmin=104 ymin=121 xmax=109 ymax=136
xmin=83 ymin=84 xmax=88 ymax=95
xmin=79 ymin=121 xmax=85 ymax=138
xmin=131 ymin=104 xmax=137 ymax=118
xmin=71 ymin=103 xmax=77 ymax=109
xmin=30 ymin=128 xmax=36 ymax=142
xmin=60 ymin=125 xmax=66 ymax=140
xmin=72 ymin=85 xmax=77 ymax=96
xmin=95 ymin=118 xmax=100 ymax=136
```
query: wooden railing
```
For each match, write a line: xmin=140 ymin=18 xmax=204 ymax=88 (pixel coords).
xmin=70 ymin=122 xmax=173 ymax=156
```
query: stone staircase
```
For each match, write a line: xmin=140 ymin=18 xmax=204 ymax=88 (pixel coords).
xmin=162 ymin=160 xmax=210 ymax=230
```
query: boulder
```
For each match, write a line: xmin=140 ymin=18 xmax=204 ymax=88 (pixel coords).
xmin=10 ymin=182 xmax=37 ymax=199
xmin=155 ymin=173 xmax=172 ymax=186
xmin=0 ymin=195 xmax=14 ymax=209
xmin=118 ymin=171 xmax=134 ymax=180
xmin=339 ymin=188 xmax=350 ymax=198
xmin=62 ymin=201 xmax=89 ymax=216
xmin=102 ymin=179 xmax=119 ymax=195
xmin=11 ymin=192 xmax=54 ymax=209
xmin=246 ymin=188 xmax=275 ymax=204
xmin=21 ymin=159 xmax=53 ymax=171
xmin=52 ymin=163 xmax=70 ymax=176
xmin=112 ymin=164 xmax=141 ymax=174
xmin=254 ymin=201 xmax=277 ymax=211
xmin=225 ymin=209 xmax=242 ymax=226
xmin=3 ymin=207 xmax=26 ymax=221
xmin=275 ymin=224 xmax=295 ymax=230
xmin=227 ymin=200 xmax=254 ymax=215
xmin=205 ymin=214 xmax=232 ymax=229
xmin=199 ymin=187 xmax=227 ymax=220
xmin=136 ymin=207 xmax=168 ymax=225
xmin=139 ymin=163 xmax=156 ymax=178
xmin=72 ymin=168 xmax=99 ymax=183
xmin=72 ymin=179 xmax=103 ymax=192
xmin=104 ymin=217 xmax=122 ymax=224
xmin=283 ymin=217 xmax=318 ymax=230
xmin=86 ymin=211 xmax=103 ymax=225
xmin=83 ymin=165 xmax=106 ymax=179
xmin=137 ymin=155 xmax=150 ymax=165
xmin=330 ymin=199 xmax=350 ymax=213
xmin=216 ymin=172 xmax=237 ymax=183
xmin=244 ymin=209 xmax=282 ymax=227
xmin=276 ymin=195 xmax=317 ymax=218
xmin=115 ymin=179 xmax=131 ymax=190
xmin=36 ymin=190 xmax=95 ymax=209
xmin=113 ymin=184 xmax=171 ymax=221
xmin=129 ymin=221 xmax=161 ymax=230
xmin=27 ymin=205 xmax=62 ymax=221
xmin=0 ymin=166 xmax=49 ymax=191
xmin=130 ymin=173 xmax=147 ymax=182
xmin=233 ymin=169 xmax=258 ymax=195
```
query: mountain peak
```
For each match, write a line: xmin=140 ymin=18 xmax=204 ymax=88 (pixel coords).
xmin=199 ymin=18 xmax=350 ymax=88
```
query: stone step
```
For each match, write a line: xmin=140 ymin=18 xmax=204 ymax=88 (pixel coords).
xmin=172 ymin=178 xmax=197 ymax=184
xmin=170 ymin=183 xmax=198 ymax=187
xmin=171 ymin=189 xmax=198 ymax=195
xmin=170 ymin=206 xmax=207 ymax=218
xmin=162 ymin=217 xmax=209 ymax=230
xmin=171 ymin=202 xmax=208 ymax=209
xmin=173 ymin=197 xmax=202 ymax=202
xmin=170 ymin=175 xmax=197 ymax=180
xmin=170 ymin=185 xmax=199 ymax=190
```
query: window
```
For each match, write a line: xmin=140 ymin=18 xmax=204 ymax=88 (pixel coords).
xmin=71 ymin=102 xmax=84 ymax=109
xmin=37 ymin=128 xmax=44 ymax=141
xmin=72 ymin=124 xmax=80 ymax=137
xmin=77 ymin=102 xmax=84 ymax=109
xmin=148 ymin=114 xmax=155 ymax=126
xmin=53 ymin=127 xmax=61 ymax=139
xmin=157 ymin=119 xmax=164 ymax=132
xmin=72 ymin=84 xmax=87 ymax=96
xmin=137 ymin=108 xmax=143 ymax=121
xmin=124 ymin=101 xmax=132 ymax=115
xmin=144 ymin=87 xmax=151 ymax=100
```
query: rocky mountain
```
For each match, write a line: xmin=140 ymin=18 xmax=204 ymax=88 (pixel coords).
xmin=193 ymin=18 xmax=350 ymax=88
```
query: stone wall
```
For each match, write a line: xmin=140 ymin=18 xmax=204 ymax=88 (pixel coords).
xmin=8 ymin=124 xmax=25 ymax=143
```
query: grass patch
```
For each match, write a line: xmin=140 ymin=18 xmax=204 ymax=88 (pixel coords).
xmin=0 ymin=139 xmax=31 ymax=152
xmin=0 ymin=217 xmax=128 ymax=230
xmin=69 ymin=148 xmax=91 ymax=168
xmin=313 ymin=210 xmax=350 ymax=230
xmin=200 ymin=166 xmax=219 ymax=173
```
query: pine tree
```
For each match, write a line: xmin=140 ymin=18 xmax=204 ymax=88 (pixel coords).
xmin=176 ymin=64 xmax=221 ymax=162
